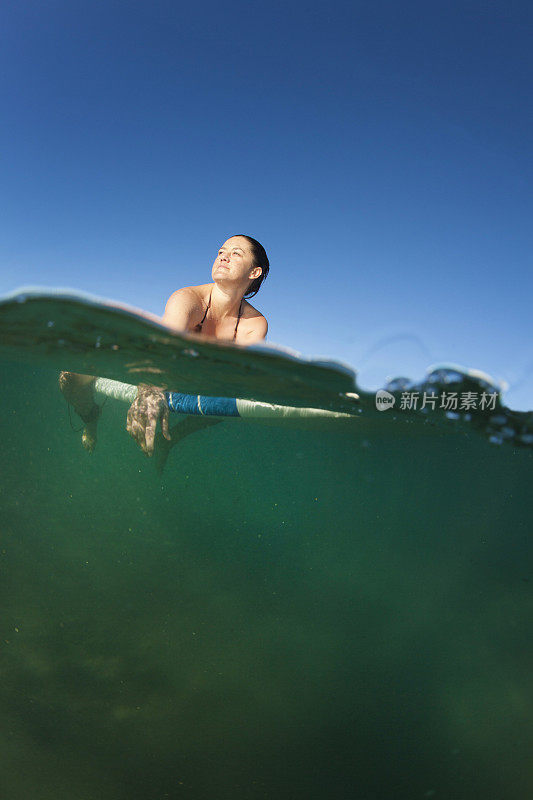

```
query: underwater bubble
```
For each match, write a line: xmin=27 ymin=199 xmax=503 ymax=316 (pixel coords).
xmin=445 ymin=411 xmax=460 ymax=420
xmin=47 ymin=320 xmax=55 ymax=328
xmin=500 ymin=427 xmax=516 ymax=439
xmin=342 ymin=392 xmax=359 ymax=402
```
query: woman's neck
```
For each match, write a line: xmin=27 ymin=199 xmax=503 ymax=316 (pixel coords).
xmin=209 ymin=283 xmax=244 ymax=320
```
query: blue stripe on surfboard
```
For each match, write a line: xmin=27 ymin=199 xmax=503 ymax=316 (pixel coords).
xmin=166 ymin=392 xmax=240 ymax=417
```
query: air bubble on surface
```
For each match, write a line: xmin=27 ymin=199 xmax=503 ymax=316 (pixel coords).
xmin=385 ymin=377 xmax=412 ymax=392
xmin=427 ymin=368 xmax=464 ymax=384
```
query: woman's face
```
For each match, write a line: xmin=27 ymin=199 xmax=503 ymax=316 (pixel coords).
xmin=212 ymin=236 xmax=261 ymax=285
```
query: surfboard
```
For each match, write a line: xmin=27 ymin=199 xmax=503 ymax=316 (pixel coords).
xmin=93 ymin=376 xmax=354 ymax=420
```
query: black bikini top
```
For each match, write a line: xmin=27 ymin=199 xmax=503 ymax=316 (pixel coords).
xmin=194 ymin=290 xmax=243 ymax=340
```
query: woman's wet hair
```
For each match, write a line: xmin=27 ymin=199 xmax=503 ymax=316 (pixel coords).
xmin=235 ymin=235 xmax=270 ymax=298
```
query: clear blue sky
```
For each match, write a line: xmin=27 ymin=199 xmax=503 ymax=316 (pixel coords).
xmin=1 ymin=0 xmax=532 ymax=409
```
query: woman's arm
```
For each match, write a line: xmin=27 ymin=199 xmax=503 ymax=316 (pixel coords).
xmin=242 ymin=316 xmax=268 ymax=343
xmin=126 ymin=289 xmax=202 ymax=455
xmin=161 ymin=288 xmax=202 ymax=333
xmin=128 ymin=293 xmax=267 ymax=455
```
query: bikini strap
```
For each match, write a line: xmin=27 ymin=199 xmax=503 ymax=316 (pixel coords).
xmin=200 ymin=291 xmax=212 ymax=324
xmin=233 ymin=298 xmax=244 ymax=340
xmin=197 ymin=290 xmax=243 ymax=338
xmin=195 ymin=290 xmax=212 ymax=331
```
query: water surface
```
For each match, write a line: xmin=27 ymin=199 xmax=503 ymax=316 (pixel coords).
xmin=1 ymin=290 xmax=531 ymax=800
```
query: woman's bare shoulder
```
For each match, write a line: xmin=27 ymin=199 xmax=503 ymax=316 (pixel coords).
xmin=242 ymin=298 xmax=267 ymax=321
xmin=239 ymin=299 xmax=268 ymax=342
xmin=167 ymin=283 xmax=211 ymax=305
xmin=162 ymin=284 xmax=212 ymax=329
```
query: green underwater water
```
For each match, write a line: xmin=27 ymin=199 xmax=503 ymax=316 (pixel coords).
xmin=1 ymin=292 xmax=532 ymax=800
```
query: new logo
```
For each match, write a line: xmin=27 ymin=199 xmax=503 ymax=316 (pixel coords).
xmin=375 ymin=390 xmax=395 ymax=411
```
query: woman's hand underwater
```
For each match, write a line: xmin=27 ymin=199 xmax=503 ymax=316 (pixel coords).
xmin=126 ymin=384 xmax=171 ymax=456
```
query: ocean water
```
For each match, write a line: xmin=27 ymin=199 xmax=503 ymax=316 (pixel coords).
xmin=1 ymin=291 xmax=532 ymax=800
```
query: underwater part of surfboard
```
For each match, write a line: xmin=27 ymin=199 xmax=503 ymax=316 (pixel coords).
xmin=93 ymin=377 xmax=355 ymax=421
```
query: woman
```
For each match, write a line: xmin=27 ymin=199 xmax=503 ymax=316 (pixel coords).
xmin=60 ymin=234 xmax=270 ymax=457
